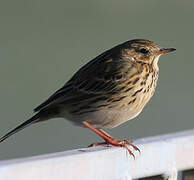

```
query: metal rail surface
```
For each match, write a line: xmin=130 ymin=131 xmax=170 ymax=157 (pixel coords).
xmin=0 ymin=129 xmax=194 ymax=180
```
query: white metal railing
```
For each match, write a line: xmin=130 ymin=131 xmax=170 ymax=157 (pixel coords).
xmin=0 ymin=129 xmax=194 ymax=180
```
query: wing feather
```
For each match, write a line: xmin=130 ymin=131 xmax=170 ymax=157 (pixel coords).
xmin=34 ymin=45 xmax=133 ymax=112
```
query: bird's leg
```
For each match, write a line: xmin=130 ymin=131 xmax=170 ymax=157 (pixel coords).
xmin=87 ymin=129 xmax=116 ymax=146
xmin=98 ymin=129 xmax=113 ymax=139
xmin=82 ymin=121 xmax=113 ymax=147
xmin=98 ymin=129 xmax=140 ymax=152
xmin=82 ymin=121 xmax=138 ymax=157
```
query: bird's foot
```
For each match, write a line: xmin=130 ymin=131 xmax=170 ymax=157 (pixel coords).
xmin=83 ymin=121 xmax=139 ymax=158
xmin=88 ymin=142 xmax=109 ymax=147
xmin=89 ymin=138 xmax=139 ymax=158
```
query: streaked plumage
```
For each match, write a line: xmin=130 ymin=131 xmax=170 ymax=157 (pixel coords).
xmin=0 ymin=39 xmax=175 ymax=156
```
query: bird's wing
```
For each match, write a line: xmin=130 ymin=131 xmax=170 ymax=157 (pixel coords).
xmin=34 ymin=48 xmax=133 ymax=112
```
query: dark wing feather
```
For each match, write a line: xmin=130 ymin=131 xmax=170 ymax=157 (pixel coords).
xmin=34 ymin=45 xmax=132 ymax=112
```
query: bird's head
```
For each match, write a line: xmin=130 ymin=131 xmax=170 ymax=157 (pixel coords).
xmin=122 ymin=39 xmax=176 ymax=65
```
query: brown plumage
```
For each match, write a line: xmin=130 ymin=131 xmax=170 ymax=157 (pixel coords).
xmin=0 ymin=39 xmax=175 ymax=157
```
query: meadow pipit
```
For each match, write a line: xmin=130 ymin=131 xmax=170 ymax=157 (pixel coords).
xmin=0 ymin=39 xmax=175 ymax=157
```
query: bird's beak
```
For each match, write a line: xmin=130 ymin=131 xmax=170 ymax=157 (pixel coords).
xmin=156 ymin=48 xmax=176 ymax=55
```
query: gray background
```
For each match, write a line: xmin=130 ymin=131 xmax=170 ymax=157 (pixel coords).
xmin=0 ymin=0 xmax=193 ymax=160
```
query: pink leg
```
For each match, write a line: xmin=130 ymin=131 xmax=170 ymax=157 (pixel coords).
xmin=82 ymin=121 xmax=139 ymax=158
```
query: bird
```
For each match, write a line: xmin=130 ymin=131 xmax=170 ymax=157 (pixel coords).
xmin=0 ymin=39 xmax=176 ymax=157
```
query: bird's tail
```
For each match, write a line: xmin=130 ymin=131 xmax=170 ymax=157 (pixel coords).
xmin=0 ymin=114 xmax=40 ymax=143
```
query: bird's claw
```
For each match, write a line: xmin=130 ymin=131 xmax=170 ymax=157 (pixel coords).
xmin=123 ymin=140 xmax=141 ymax=153
xmin=88 ymin=139 xmax=139 ymax=158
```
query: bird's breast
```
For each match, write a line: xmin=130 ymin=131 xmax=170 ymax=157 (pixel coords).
xmin=61 ymin=69 xmax=159 ymax=129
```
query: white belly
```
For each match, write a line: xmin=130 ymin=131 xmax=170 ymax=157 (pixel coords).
xmin=60 ymin=104 xmax=143 ymax=129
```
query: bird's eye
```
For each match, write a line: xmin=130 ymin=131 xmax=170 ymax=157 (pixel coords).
xmin=139 ymin=48 xmax=149 ymax=54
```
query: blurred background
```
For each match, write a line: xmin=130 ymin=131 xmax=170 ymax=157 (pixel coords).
xmin=0 ymin=0 xmax=193 ymax=160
